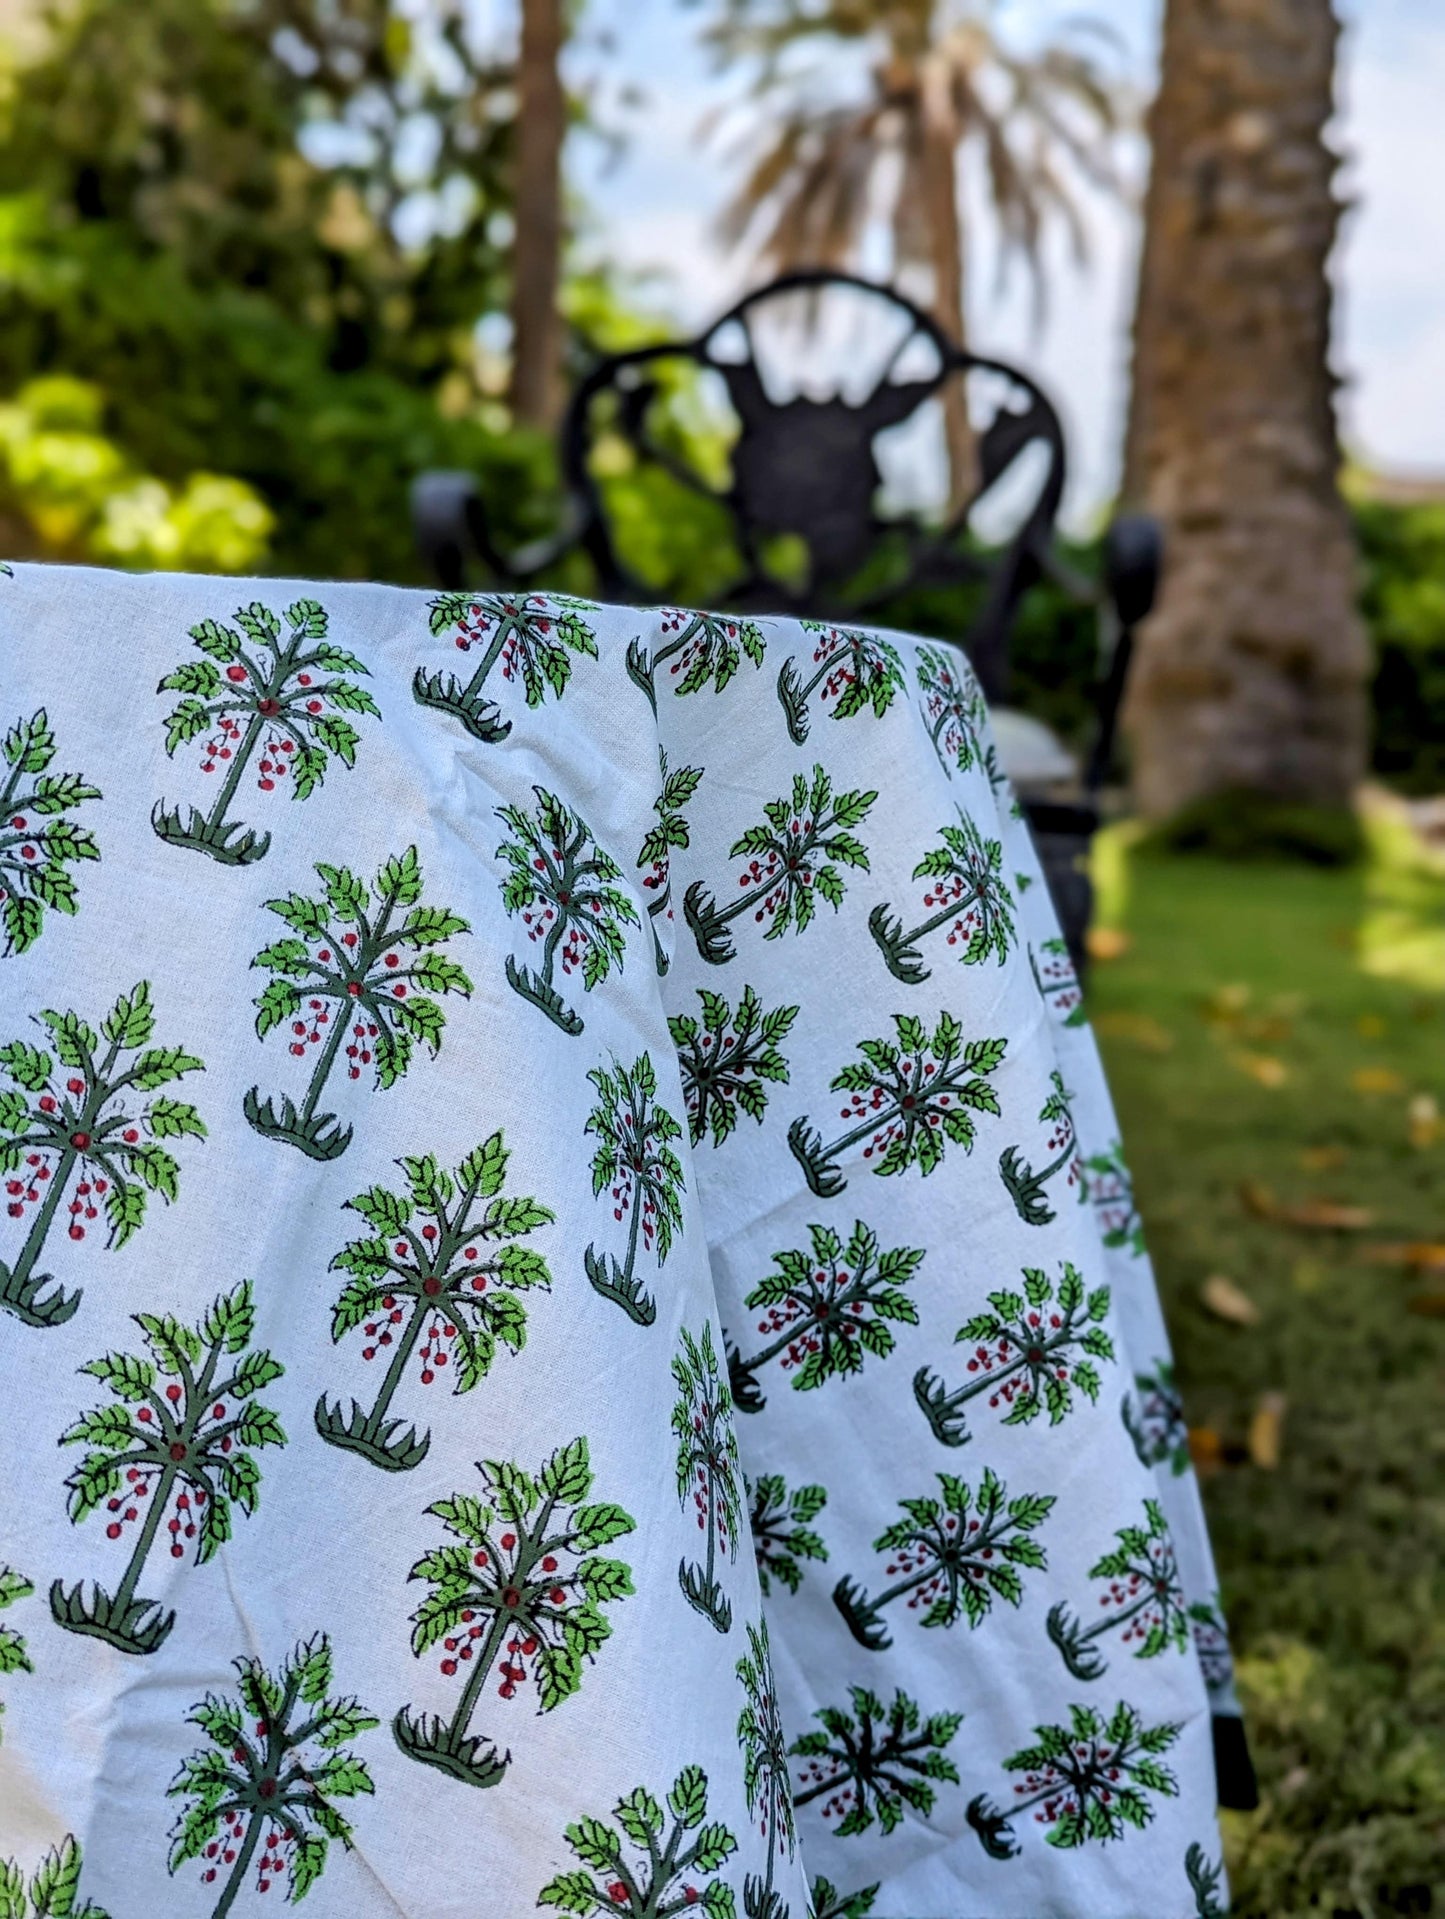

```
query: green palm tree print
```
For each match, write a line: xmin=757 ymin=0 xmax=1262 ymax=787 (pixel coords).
xmin=965 ymin=1701 xmax=1180 ymax=1859
xmin=153 ymin=599 xmax=378 ymax=865
xmin=0 ymin=710 xmax=100 ymax=957
xmin=787 ymin=1013 xmax=1005 ymax=1199
xmin=736 ymin=1618 xmax=795 ymax=1919
xmin=790 ymin=1686 xmax=963 ymax=1838
xmin=396 ymin=1438 xmax=635 ymax=1791
xmin=683 ymin=765 xmax=875 ymax=967
xmin=775 ymin=623 xmax=905 ymax=745
xmin=627 ymin=608 xmax=765 ymax=710
xmin=0 ymin=981 xmax=204 ymax=1328
xmin=167 ymin=1632 xmax=377 ymax=1918
xmin=414 ymin=591 xmax=598 ymax=742
xmin=1047 ymin=1500 xmax=1190 ymax=1682
xmin=672 ymin=1321 xmax=742 ymax=1633
xmin=317 ymin=1133 xmax=554 ymax=1472
xmin=0 ymin=1836 xmax=110 ymax=1918
xmin=668 ymin=986 xmax=798 ymax=1150
xmin=538 ymin=1766 xmax=739 ymax=1918
xmin=583 ymin=1053 xmax=685 ymax=1326
xmin=912 ymin=1262 xmax=1114 ymax=1448
xmin=833 ymin=1467 xmax=1053 ymax=1652
xmin=867 ymin=809 xmax=1015 ymax=984
xmin=496 ymin=788 xmax=640 ymax=1034
xmin=51 ymin=1279 xmax=285 ymax=1656
xmin=245 ymin=845 xmax=471 ymax=1159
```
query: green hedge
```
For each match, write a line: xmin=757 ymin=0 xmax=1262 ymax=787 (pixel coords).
xmin=1355 ymin=497 xmax=1445 ymax=795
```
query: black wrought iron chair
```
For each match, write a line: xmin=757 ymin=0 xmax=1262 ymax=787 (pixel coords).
xmin=412 ymin=270 xmax=1159 ymax=966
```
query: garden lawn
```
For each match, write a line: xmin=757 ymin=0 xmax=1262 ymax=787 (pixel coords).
xmin=1088 ymin=827 xmax=1445 ymax=1919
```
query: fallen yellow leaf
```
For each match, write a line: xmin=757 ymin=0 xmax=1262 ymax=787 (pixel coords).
xmin=1363 ymin=1242 xmax=1445 ymax=1271
xmin=1299 ymin=1144 xmax=1348 ymax=1172
xmin=1408 ymin=1093 xmax=1442 ymax=1150
xmin=1094 ymin=1011 xmax=1175 ymax=1053
xmin=1234 ymin=1051 xmax=1289 ymax=1088
xmin=1406 ymin=1292 xmax=1445 ymax=1317
xmin=1356 ymin=1014 xmax=1387 ymax=1040
xmin=1278 ymin=1198 xmax=1374 ymax=1232
xmin=1187 ymin=1426 xmax=1224 ymax=1476
xmin=1248 ymin=1392 xmax=1287 ymax=1470
xmin=1086 ymin=925 xmax=1131 ymax=962
xmin=1240 ymin=1180 xmax=1278 ymax=1219
xmin=1206 ymin=983 xmax=1252 ymax=1017
xmin=1351 ymin=1066 xmax=1406 ymax=1096
xmin=1200 ymin=1273 xmax=1261 ymax=1326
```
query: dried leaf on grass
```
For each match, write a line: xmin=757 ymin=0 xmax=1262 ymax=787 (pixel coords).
xmin=1405 ymin=1292 xmax=1445 ymax=1318
xmin=1188 ymin=1426 xmax=1224 ymax=1476
xmin=1233 ymin=1051 xmax=1289 ymax=1088
xmin=1201 ymin=1273 xmax=1261 ymax=1326
xmin=1238 ymin=1182 xmax=1373 ymax=1230
xmin=1086 ymin=925 xmax=1131 ymax=962
xmin=1300 ymin=1144 xmax=1348 ymax=1172
xmin=1351 ymin=1066 xmax=1407 ymax=1096
xmin=1093 ymin=1011 xmax=1175 ymax=1053
xmin=1248 ymin=1392 xmax=1288 ymax=1470
xmin=1362 ymin=1242 xmax=1445 ymax=1272
xmin=1408 ymin=1094 xmax=1442 ymax=1150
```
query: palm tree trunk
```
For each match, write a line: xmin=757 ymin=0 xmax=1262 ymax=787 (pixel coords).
xmin=1122 ymin=0 xmax=1369 ymax=819
xmin=509 ymin=0 xmax=566 ymax=431
xmin=918 ymin=60 xmax=976 ymax=510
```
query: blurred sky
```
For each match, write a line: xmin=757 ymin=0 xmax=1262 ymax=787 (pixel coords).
xmin=573 ymin=0 xmax=1445 ymax=522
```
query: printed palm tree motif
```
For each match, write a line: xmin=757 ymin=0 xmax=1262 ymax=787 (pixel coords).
xmin=810 ymin=1880 xmax=878 ymax=1919
xmin=638 ymin=752 xmax=703 ymax=975
xmin=537 ymin=1765 xmax=738 ymax=1918
xmin=1121 ymin=1361 xmax=1190 ymax=1477
xmin=0 ymin=1836 xmax=110 ymax=1919
xmin=787 ymin=1012 xmax=1006 ymax=1200
xmin=965 ymin=1701 xmax=1181 ymax=1859
xmin=833 ymin=1467 xmax=1053 ymax=1653
xmin=912 ymin=1261 xmax=1114 ymax=1449
xmin=627 ymin=607 xmax=766 ymax=710
xmin=672 ymin=1321 xmax=743 ymax=1633
xmin=728 ymin=1220 xmax=924 ymax=1415
xmin=50 ymin=1279 xmax=285 ymax=1657
xmin=683 ymin=764 xmax=876 ymax=967
xmin=867 ymin=809 xmax=1015 ymax=984
xmin=669 ymin=986 xmax=798 ymax=1149
xmin=1084 ymin=1143 xmax=1146 ymax=1257
xmin=999 ymin=1071 xmax=1082 ymax=1226
xmin=1047 ymin=1501 xmax=1189 ymax=1682
xmin=749 ymin=1476 xmax=827 ymax=1599
xmin=245 ymin=845 xmax=471 ymax=1160
xmin=1186 ymin=1842 xmax=1227 ymax=1919
xmin=775 ymin=622 xmax=905 ymax=746
xmin=790 ymin=1686 xmax=963 ymax=1838
xmin=496 ymin=787 xmax=640 ymax=1034
xmin=736 ymin=1617 xmax=796 ymax=1919
xmin=0 ymin=711 xmax=100 ymax=957
xmin=414 ymin=590 xmax=599 ymax=742
xmin=916 ymin=644 xmax=995 ymax=783
xmin=1031 ymin=937 xmax=1085 ymax=1026
xmin=1188 ymin=1595 xmax=1236 ymax=1703
xmin=395 ymin=1437 xmax=635 ymax=1791
xmin=583 ymin=1053 xmax=686 ymax=1326
xmin=152 ymin=599 xmax=378 ymax=866
xmin=316 ymin=1133 xmax=554 ymax=1472
xmin=0 ymin=981 xmax=205 ymax=1329
xmin=0 ymin=1564 xmax=32 ymax=1738
xmin=167 ymin=1631 xmax=377 ymax=1919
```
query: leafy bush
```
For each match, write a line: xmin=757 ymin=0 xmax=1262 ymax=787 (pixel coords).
xmin=1355 ymin=497 xmax=1445 ymax=795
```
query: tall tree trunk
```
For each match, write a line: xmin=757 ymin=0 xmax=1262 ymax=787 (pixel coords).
xmin=918 ymin=58 xmax=976 ymax=510
xmin=509 ymin=0 xmax=566 ymax=431
xmin=1122 ymin=0 xmax=1368 ymax=819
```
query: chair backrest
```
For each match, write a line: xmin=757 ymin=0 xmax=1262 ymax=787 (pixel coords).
xmin=555 ymin=269 xmax=1068 ymax=703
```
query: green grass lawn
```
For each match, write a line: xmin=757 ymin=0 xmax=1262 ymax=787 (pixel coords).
xmin=1089 ymin=825 xmax=1445 ymax=1919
